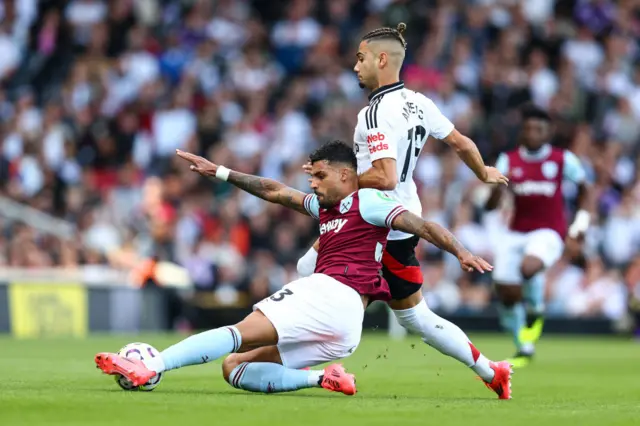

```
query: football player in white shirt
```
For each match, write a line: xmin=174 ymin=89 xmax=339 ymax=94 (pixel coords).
xmin=298 ymin=23 xmax=512 ymax=398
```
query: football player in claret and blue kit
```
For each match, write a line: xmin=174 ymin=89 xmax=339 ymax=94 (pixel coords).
xmin=94 ymin=141 xmax=501 ymax=397
xmin=486 ymin=104 xmax=592 ymax=367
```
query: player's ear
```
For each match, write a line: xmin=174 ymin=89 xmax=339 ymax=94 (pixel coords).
xmin=378 ymin=52 xmax=387 ymax=69
xmin=340 ymin=168 xmax=349 ymax=182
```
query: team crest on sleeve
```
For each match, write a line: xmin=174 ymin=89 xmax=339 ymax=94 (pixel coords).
xmin=339 ymin=196 xmax=353 ymax=214
xmin=541 ymin=161 xmax=558 ymax=179
xmin=512 ymin=167 xmax=523 ymax=178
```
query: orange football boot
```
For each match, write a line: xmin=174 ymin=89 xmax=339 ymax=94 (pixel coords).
xmin=95 ymin=352 xmax=156 ymax=387
xmin=320 ymin=364 xmax=356 ymax=396
xmin=483 ymin=361 xmax=513 ymax=400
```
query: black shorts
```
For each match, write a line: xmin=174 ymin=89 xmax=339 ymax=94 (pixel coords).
xmin=381 ymin=236 xmax=423 ymax=300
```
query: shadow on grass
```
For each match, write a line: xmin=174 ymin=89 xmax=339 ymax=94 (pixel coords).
xmin=147 ymin=387 xmax=489 ymax=403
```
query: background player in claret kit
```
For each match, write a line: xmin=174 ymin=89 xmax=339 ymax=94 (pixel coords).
xmin=95 ymin=141 xmax=509 ymax=398
xmin=485 ymin=104 xmax=592 ymax=368
xmin=297 ymin=23 xmax=511 ymax=391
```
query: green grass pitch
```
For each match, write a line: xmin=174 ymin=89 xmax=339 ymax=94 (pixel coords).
xmin=0 ymin=333 xmax=638 ymax=426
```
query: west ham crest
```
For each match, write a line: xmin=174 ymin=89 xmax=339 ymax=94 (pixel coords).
xmin=339 ymin=196 xmax=353 ymax=214
xmin=541 ymin=161 xmax=558 ymax=179
xmin=512 ymin=167 xmax=523 ymax=178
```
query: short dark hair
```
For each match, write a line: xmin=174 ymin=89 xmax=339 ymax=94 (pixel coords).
xmin=362 ymin=22 xmax=407 ymax=50
xmin=309 ymin=140 xmax=357 ymax=170
xmin=521 ymin=103 xmax=551 ymax=122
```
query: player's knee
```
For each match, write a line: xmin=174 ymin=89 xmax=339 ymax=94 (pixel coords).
xmin=521 ymin=256 xmax=543 ymax=280
xmin=222 ymin=354 xmax=242 ymax=383
xmin=496 ymin=285 xmax=521 ymax=306
xmin=392 ymin=298 xmax=435 ymax=334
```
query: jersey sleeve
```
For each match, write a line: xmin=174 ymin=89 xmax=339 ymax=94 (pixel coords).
xmin=303 ymin=193 xmax=320 ymax=219
xmin=353 ymin=107 xmax=367 ymax=140
xmin=563 ymin=150 xmax=586 ymax=183
xmin=363 ymin=102 xmax=404 ymax=162
xmin=358 ymin=188 xmax=407 ymax=229
xmin=423 ymin=98 xmax=455 ymax=139
xmin=495 ymin=153 xmax=510 ymax=175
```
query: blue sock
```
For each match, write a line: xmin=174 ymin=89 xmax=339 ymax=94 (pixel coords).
xmin=229 ymin=362 xmax=323 ymax=393
xmin=154 ymin=327 xmax=242 ymax=372
xmin=523 ymin=273 xmax=545 ymax=317
xmin=498 ymin=302 xmax=526 ymax=351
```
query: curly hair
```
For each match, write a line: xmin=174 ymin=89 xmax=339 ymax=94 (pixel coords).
xmin=309 ymin=140 xmax=357 ymax=170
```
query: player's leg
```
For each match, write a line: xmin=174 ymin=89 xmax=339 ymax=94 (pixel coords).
xmin=518 ymin=256 xmax=545 ymax=350
xmin=296 ymin=238 xmax=319 ymax=277
xmin=517 ymin=229 xmax=565 ymax=358
xmin=495 ymin=282 xmax=526 ymax=357
xmin=222 ymin=342 xmax=356 ymax=395
xmin=224 ymin=274 xmax=363 ymax=395
xmin=152 ymin=309 xmax=278 ymax=372
xmin=221 ymin=346 xmax=324 ymax=393
xmin=385 ymin=237 xmax=511 ymax=399
xmin=491 ymin=231 xmax=529 ymax=364
xmin=94 ymin=309 xmax=278 ymax=386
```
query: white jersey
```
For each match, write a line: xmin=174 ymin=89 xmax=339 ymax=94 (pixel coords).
xmin=353 ymin=81 xmax=455 ymax=240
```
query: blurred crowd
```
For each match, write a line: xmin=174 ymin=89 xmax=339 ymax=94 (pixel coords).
xmin=0 ymin=0 xmax=639 ymax=326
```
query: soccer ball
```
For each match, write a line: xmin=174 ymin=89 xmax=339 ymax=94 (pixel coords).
xmin=114 ymin=342 xmax=164 ymax=391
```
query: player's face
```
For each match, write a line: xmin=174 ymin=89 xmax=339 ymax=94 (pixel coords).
xmin=521 ymin=118 xmax=550 ymax=151
xmin=354 ymin=41 xmax=378 ymax=90
xmin=309 ymin=160 xmax=346 ymax=208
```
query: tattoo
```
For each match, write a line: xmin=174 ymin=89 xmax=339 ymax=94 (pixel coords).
xmin=392 ymin=211 xmax=466 ymax=257
xmin=227 ymin=170 xmax=309 ymax=215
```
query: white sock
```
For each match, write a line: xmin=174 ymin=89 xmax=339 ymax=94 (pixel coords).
xmin=296 ymin=246 xmax=318 ymax=277
xmin=144 ymin=355 xmax=166 ymax=373
xmin=393 ymin=299 xmax=495 ymax=382
xmin=308 ymin=370 xmax=323 ymax=387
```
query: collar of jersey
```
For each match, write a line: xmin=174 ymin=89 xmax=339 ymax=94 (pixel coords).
xmin=518 ymin=144 xmax=551 ymax=162
xmin=368 ymin=81 xmax=404 ymax=102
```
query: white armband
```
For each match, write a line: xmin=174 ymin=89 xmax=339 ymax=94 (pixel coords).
xmin=568 ymin=210 xmax=590 ymax=238
xmin=215 ymin=166 xmax=231 ymax=181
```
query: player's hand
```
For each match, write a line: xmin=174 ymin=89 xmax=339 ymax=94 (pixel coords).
xmin=483 ymin=166 xmax=509 ymax=185
xmin=302 ymin=161 xmax=312 ymax=175
xmin=176 ymin=149 xmax=217 ymax=177
xmin=457 ymin=251 xmax=493 ymax=273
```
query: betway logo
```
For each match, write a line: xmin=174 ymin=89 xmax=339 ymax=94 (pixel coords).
xmin=320 ymin=218 xmax=348 ymax=235
xmin=513 ymin=181 xmax=557 ymax=197
xmin=367 ymin=132 xmax=388 ymax=153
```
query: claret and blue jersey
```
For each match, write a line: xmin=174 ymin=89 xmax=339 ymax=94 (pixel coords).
xmin=302 ymin=188 xmax=407 ymax=302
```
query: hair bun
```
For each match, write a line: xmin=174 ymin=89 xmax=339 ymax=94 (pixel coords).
xmin=396 ymin=22 xmax=407 ymax=34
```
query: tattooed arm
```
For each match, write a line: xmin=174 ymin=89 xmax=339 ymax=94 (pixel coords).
xmin=391 ymin=210 xmax=493 ymax=273
xmin=227 ymin=170 xmax=309 ymax=215
xmin=175 ymin=149 xmax=310 ymax=216
xmin=391 ymin=211 xmax=465 ymax=257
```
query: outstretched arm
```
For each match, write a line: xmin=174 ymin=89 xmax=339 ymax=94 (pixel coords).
xmin=176 ymin=149 xmax=310 ymax=216
xmin=441 ymin=129 xmax=508 ymax=185
xmin=227 ymin=170 xmax=309 ymax=215
xmin=391 ymin=210 xmax=492 ymax=273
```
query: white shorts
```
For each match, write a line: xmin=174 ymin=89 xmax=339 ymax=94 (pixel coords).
xmin=254 ymin=273 xmax=364 ymax=369
xmin=492 ymin=228 xmax=564 ymax=284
